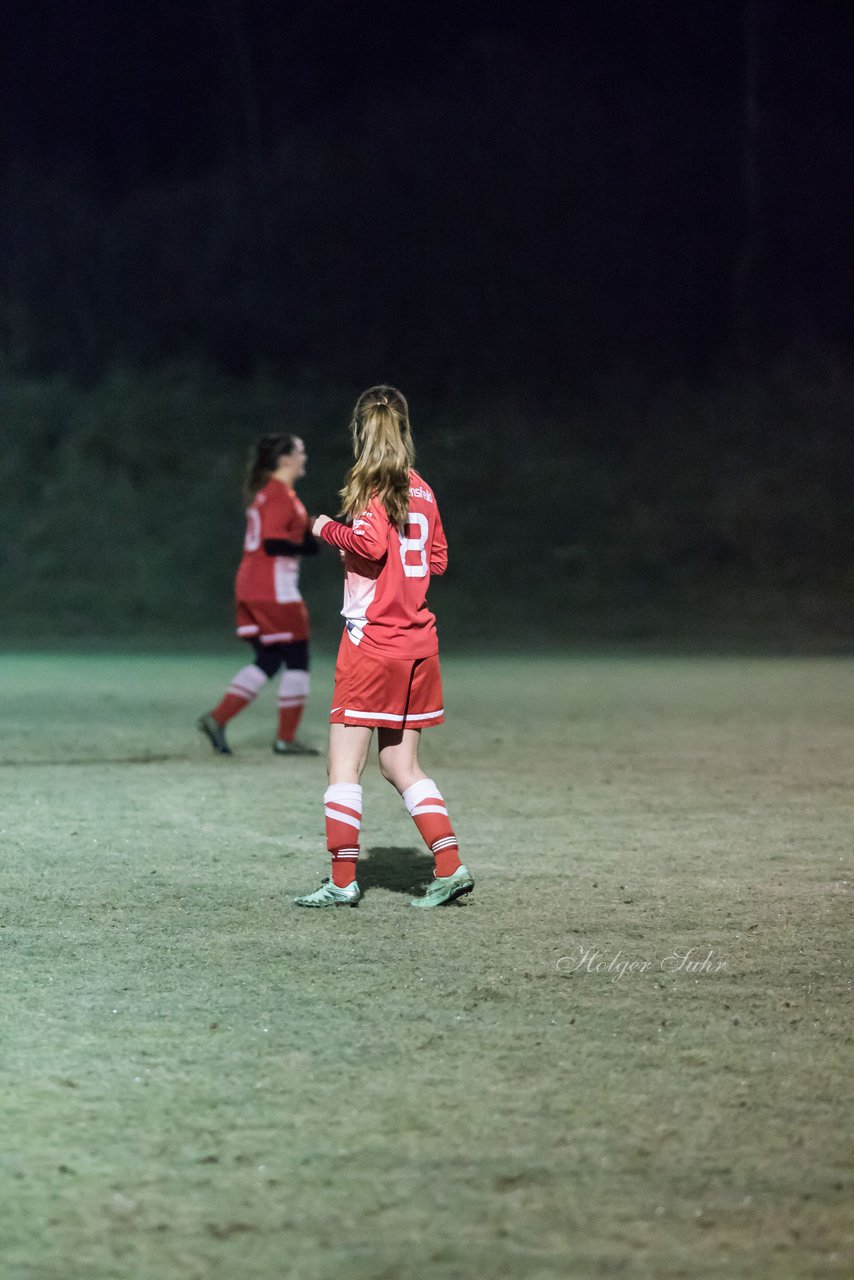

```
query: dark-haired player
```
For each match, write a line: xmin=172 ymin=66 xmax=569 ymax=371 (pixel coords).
xmin=197 ymin=434 xmax=319 ymax=756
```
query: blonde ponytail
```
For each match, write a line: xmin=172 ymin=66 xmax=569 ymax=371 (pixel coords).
xmin=339 ymin=386 xmax=414 ymax=528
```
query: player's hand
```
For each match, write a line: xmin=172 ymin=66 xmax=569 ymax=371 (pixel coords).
xmin=312 ymin=514 xmax=331 ymax=537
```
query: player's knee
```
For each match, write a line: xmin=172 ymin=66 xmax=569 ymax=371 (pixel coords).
xmin=378 ymin=756 xmax=394 ymax=782
xmin=382 ymin=763 xmax=420 ymax=796
xmin=379 ymin=757 xmax=402 ymax=788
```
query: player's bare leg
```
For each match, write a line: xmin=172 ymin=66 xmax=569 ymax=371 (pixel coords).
xmin=377 ymin=727 xmax=427 ymax=793
xmin=378 ymin=728 xmax=474 ymax=908
xmin=327 ymin=723 xmax=373 ymax=784
xmin=294 ymin=724 xmax=372 ymax=907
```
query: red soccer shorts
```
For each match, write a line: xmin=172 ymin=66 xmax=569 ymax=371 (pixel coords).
xmin=236 ymin=599 xmax=309 ymax=645
xmin=329 ymin=633 xmax=444 ymax=729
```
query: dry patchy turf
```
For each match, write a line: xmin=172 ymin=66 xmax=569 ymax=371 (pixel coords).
xmin=0 ymin=651 xmax=852 ymax=1280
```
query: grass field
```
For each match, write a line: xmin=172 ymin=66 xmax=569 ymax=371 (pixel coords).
xmin=1 ymin=650 xmax=852 ymax=1280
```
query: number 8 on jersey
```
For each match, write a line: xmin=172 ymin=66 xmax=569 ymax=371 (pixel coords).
xmin=399 ymin=512 xmax=429 ymax=578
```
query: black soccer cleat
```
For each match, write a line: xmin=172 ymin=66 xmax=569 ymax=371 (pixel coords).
xmin=197 ymin=713 xmax=233 ymax=755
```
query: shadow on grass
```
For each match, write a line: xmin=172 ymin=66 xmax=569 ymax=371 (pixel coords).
xmin=360 ymin=846 xmax=434 ymax=897
xmin=0 ymin=754 xmax=180 ymax=768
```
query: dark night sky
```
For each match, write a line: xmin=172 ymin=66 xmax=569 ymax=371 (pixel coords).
xmin=3 ymin=1 xmax=579 ymax=182
xmin=1 ymin=1 xmax=852 ymax=382
xmin=4 ymin=1 xmax=850 ymax=188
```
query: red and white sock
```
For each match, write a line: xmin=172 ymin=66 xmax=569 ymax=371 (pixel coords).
xmin=210 ymin=664 xmax=268 ymax=725
xmin=324 ymin=783 xmax=362 ymax=887
xmin=277 ymin=669 xmax=309 ymax=743
xmin=402 ymin=778 xmax=461 ymax=878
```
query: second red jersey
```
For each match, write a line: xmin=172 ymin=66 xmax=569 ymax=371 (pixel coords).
xmin=235 ymin=479 xmax=310 ymax=605
xmin=318 ymin=470 xmax=448 ymax=658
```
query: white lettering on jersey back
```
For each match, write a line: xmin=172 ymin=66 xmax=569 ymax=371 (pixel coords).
xmin=274 ymin=557 xmax=302 ymax=604
xmin=409 ymin=485 xmax=433 ymax=503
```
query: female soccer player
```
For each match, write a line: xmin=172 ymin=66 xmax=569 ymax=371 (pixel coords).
xmin=197 ymin=433 xmax=319 ymax=756
xmin=293 ymin=386 xmax=474 ymax=909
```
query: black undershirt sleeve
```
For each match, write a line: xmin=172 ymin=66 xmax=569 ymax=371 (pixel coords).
xmin=262 ymin=533 xmax=319 ymax=557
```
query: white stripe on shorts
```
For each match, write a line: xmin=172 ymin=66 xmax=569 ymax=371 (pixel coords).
xmin=344 ymin=709 xmax=405 ymax=721
xmin=340 ymin=708 xmax=443 ymax=722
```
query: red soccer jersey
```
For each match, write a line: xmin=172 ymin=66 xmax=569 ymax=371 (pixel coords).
xmin=235 ymin=479 xmax=310 ymax=605
xmin=319 ymin=470 xmax=448 ymax=658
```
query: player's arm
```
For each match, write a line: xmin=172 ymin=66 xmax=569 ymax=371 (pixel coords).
xmin=313 ymin=500 xmax=388 ymax=561
xmin=429 ymin=506 xmax=448 ymax=576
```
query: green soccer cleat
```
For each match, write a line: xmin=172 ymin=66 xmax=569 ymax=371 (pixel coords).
xmin=273 ymin=739 xmax=320 ymax=756
xmin=197 ymin=713 xmax=232 ymax=755
xmin=410 ymin=864 xmax=475 ymax=909
xmin=293 ymin=877 xmax=360 ymax=908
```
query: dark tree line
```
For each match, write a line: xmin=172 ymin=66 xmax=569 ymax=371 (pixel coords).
xmin=1 ymin=357 xmax=851 ymax=646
